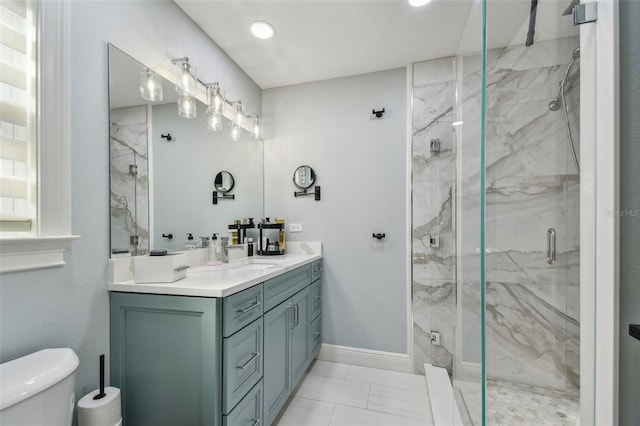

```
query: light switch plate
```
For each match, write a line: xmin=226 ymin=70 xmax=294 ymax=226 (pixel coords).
xmin=290 ymin=223 xmax=303 ymax=232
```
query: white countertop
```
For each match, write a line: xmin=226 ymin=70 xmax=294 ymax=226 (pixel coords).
xmin=108 ymin=251 xmax=322 ymax=298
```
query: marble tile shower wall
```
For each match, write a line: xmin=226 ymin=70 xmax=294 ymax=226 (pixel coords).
xmin=412 ymin=37 xmax=580 ymax=395
xmin=110 ymin=105 xmax=149 ymax=255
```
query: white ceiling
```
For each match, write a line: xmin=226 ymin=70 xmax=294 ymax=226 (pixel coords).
xmin=175 ymin=0 xmax=578 ymax=89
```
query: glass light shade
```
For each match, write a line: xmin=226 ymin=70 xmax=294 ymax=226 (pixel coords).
xmin=140 ymin=69 xmax=163 ymax=101
xmin=176 ymin=62 xmax=197 ymax=96
xmin=206 ymin=83 xmax=225 ymax=114
xmin=235 ymin=102 xmax=244 ymax=126
xmin=231 ymin=124 xmax=241 ymax=141
xmin=251 ymin=116 xmax=262 ymax=139
xmin=178 ymin=94 xmax=196 ymax=118
xmin=207 ymin=112 xmax=222 ymax=132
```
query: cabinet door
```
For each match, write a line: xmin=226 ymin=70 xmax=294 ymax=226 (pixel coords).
xmin=263 ymin=299 xmax=293 ymax=425
xmin=110 ymin=292 xmax=222 ymax=426
xmin=290 ymin=286 xmax=311 ymax=386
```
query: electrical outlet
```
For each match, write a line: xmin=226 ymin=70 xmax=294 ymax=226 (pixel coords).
xmin=290 ymin=223 xmax=303 ymax=232
xmin=429 ymin=235 xmax=440 ymax=248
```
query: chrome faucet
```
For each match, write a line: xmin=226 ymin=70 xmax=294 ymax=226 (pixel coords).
xmin=220 ymin=237 xmax=244 ymax=263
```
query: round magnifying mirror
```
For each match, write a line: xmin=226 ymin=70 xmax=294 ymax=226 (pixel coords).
xmin=214 ymin=171 xmax=235 ymax=193
xmin=293 ymin=165 xmax=316 ymax=189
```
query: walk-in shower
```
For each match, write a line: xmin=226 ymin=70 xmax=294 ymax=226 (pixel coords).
xmin=412 ymin=1 xmax=581 ymax=424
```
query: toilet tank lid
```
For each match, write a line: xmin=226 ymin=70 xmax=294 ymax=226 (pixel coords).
xmin=0 ymin=348 xmax=79 ymax=410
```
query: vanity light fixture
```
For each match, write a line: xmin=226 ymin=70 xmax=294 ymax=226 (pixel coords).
xmin=207 ymin=112 xmax=222 ymax=132
xmin=139 ymin=69 xmax=163 ymax=101
xmin=178 ymin=93 xmax=196 ymax=118
xmin=251 ymin=116 xmax=262 ymax=140
xmin=172 ymin=57 xmax=197 ymax=118
xmin=206 ymin=82 xmax=225 ymax=114
xmin=408 ymin=0 xmax=432 ymax=6
xmin=230 ymin=124 xmax=241 ymax=142
xmin=250 ymin=21 xmax=275 ymax=39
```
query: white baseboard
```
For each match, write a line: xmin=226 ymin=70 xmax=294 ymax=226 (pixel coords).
xmin=317 ymin=343 xmax=413 ymax=373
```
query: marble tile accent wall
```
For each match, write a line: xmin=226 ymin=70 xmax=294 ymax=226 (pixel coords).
xmin=412 ymin=37 xmax=579 ymax=394
xmin=110 ymin=105 xmax=149 ymax=255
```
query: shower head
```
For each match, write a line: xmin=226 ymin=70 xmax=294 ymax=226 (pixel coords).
xmin=562 ymin=0 xmax=580 ymax=16
xmin=572 ymin=47 xmax=580 ymax=60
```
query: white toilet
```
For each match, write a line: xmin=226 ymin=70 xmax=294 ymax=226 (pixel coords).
xmin=0 ymin=348 xmax=79 ymax=426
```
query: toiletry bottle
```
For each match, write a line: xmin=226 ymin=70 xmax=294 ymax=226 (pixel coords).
xmin=211 ymin=233 xmax=220 ymax=261
xmin=279 ymin=229 xmax=285 ymax=254
xmin=247 ymin=238 xmax=254 ymax=257
xmin=184 ymin=233 xmax=196 ymax=250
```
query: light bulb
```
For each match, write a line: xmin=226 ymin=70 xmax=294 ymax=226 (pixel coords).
xmin=175 ymin=62 xmax=196 ymax=96
xmin=178 ymin=94 xmax=196 ymax=118
xmin=207 ymin=83 xmax=225 ymax=114
xmin=231 ymin=124 xmax=240 ymax=141
xmin=140 ymin=69 xmax=163 ymax=101
xmin=235 ymin=102 xmax=244 ymax=126
xmin=207 ymin=112 xmax=222 ymax=132
xmin=251 ymin=116 xmax=262 ymax=140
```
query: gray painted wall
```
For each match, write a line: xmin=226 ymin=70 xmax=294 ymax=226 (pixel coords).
xmin=262 ymin=69 xmax=409 ymax=354
xmin=0 ymin=0 xmax=260 ymax=410
xmin=618 ymin=1 xmax=640 ymax=424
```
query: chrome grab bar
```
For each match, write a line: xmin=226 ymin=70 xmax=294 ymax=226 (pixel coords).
xmin=547 ymin=228 xmax=556 ymax=265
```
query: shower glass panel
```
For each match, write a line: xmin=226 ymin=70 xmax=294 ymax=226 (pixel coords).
xmin=411 ymin=0 xmax=484 ymax=423
xmin=481 ymin=0 xmax=580 ymax=424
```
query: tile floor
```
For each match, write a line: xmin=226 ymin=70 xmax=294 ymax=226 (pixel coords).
xmin=274 ymin=360 xmax=434 ymax=426
xmin=454 ymin=379 xmax=579 ymax=426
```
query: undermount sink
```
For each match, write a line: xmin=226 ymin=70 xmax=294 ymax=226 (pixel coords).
xmin=229 ymin=261 xmax=280 ymax=271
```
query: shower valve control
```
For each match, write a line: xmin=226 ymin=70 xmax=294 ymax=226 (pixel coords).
xmin=430 ymin=331 xmax=441 ymax=346
xmin=430 ymin=235 xmax=440 ymax=248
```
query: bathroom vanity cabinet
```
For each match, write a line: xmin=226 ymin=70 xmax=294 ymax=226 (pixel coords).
xmin=110 ymin=259 xmax=322 ymax=426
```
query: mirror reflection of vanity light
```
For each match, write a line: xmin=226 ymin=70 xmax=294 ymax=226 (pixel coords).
xmin=213 ymin=171 xmax=235 ymax=204
xmin=293 ymin=165 xmax=321 ymax=201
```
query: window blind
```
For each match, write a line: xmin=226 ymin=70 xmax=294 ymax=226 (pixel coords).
xmin=0 ymin=0 xmax=35 ymax=232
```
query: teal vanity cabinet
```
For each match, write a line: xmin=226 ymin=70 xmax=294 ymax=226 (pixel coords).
xmin=110 ymin=293 xmax=222 ymax=426
xmin=110 ymin=259 xmax=322 ymax=426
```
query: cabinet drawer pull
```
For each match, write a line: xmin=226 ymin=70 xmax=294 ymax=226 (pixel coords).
xmin=312 ymin=297 xmax=321 ymax=302
xmin=294 ymin=304 xmax=300 ymax=327
xmin=236 ymin=301 xmax=260 ymax=314
xmin=250 ymin=419 xmax=261 ymax=425
xmin=313 ymin=333 xmax=321 ymax=341
xmin=236 ymin=352 xmax=260 ymax=369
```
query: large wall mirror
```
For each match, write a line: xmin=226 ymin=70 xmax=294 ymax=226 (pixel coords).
xmin=108 ymin=45 xmax=264 ymax=256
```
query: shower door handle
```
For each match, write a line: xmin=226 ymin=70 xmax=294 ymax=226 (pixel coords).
xmin=547 ymin=228 xmax=556 ymax=265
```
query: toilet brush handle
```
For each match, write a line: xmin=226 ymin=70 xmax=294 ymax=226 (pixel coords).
xmin=93 ymin=354 xmax=107 ymax=400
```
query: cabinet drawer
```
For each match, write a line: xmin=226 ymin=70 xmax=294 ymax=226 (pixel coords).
xmin=223 ymin=284 xmax=263 ymax=337
xmin=310 ymin=314 xmax=321 ymax=358
xmin=311 ymin=259 xmax=322 ymax=282
xmin=310 ymin=279 xmax=321 ymax=321
xmin=223 ymin=317 xmax=263 ymax=414
xmin=264 ymin=265 xmax=310 ymax=312
xmin=223 ymin=379 xmax=263 ymax=426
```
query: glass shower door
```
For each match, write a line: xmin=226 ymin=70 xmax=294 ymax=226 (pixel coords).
xmin=482 ymin=0 xmax=581 ymax=423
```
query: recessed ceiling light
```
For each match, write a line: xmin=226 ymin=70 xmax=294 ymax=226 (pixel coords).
xmin=250 ymin=21 xmax=275 ymax=39
xmin=408 ymin=0 xmax=432 ymax=7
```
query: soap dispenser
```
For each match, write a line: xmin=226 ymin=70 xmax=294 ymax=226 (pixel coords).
xmin=211 ymin=233 xmax=221 ymax=262
xmin=184 ymin=233 xmax=197 ymax=250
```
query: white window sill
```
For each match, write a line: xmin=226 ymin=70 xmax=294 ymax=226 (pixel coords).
xmin=0 ymin=235 xmax=80 ymax=273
